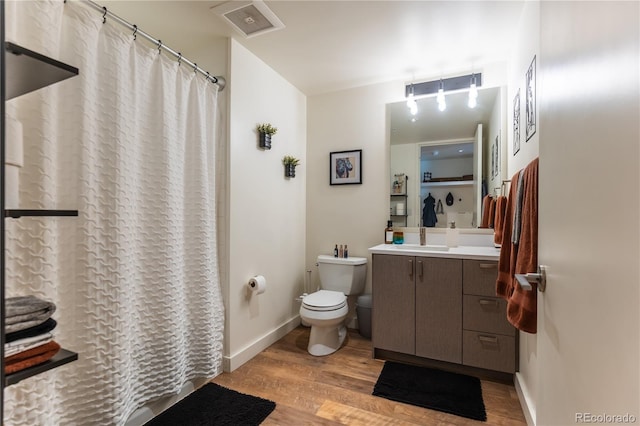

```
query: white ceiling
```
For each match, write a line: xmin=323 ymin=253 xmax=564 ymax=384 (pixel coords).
xmin=102 ymin=1 xmax=526 ymax=96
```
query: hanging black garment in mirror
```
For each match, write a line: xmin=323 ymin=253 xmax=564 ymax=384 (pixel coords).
xmin=422 ymin=194 xmax=437 ymax=227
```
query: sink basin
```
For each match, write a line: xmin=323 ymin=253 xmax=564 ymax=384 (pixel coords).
xmin=389 ymin=244 xmax=449 ymax=252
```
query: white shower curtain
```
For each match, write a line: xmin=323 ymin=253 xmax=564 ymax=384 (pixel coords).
xmin=4 ymin=1 xmax=224 ymax=424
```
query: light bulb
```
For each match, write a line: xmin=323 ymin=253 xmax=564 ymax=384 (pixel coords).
xmin=406 ymin=92 xmax=414 ymax=108
xmin=468 ymin=82 xmax=478 ymax=108
xmin=437 ymin=88 xmax=446 ymax=111
xmin=409 ymin=101 xmax=418 ymax=116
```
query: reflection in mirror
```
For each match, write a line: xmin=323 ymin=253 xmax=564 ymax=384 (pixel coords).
xmin=389 ymin=86 xmax=505 ymax=229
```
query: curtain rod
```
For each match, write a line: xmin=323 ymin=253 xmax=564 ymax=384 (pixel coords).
xmin=78 ymin=0 xmax=226 ymax=91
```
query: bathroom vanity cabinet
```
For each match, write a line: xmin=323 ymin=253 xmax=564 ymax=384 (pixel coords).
xmin=372 ymin=255 xmax=462 ymax=363
xmin=371 ymin=249 xmax=516 ymax=376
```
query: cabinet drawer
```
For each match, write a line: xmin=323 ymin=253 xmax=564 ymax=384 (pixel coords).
xmin=463 ymin=295 xmax=515 ymax=337
xmin=463 ymin=259 xmax=499 ymax=296
xmin=463 ymin=330 xmax=515 ymax=373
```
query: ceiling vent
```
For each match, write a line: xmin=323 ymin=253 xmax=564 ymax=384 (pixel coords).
xmin=211 ymin=1 xmax=285 ymax=38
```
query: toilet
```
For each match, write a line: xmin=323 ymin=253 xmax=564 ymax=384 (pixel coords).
xmin=300 ymin=255 xmax=367 ymax=356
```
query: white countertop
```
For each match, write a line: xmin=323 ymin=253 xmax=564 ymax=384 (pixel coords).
xmin=368 ymin=243 xmax=500 ymax=261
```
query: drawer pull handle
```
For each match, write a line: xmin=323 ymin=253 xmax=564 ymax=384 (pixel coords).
xmin=479 ymin=299 xmax=499 ymax=306
xmin=479 ymin=263 xmax=497 ymax=269
xmin=478 ymin=335 xmax=499 ymax=344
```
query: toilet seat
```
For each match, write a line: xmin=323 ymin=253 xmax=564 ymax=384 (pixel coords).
xmin=302 ymin=290 xmax=346 ymax=312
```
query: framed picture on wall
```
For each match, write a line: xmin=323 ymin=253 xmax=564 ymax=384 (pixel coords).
xmin=513 ymin=89 xmax=521 ymax=155
xmin=494 ymin=133 xmax=500 ymax=177
xmin=525 ymin=55 xmax=537 ymax=141
xmin=491 ymin=143 xmax=495 ymax=178
xmin=330 ymin=149 xmax=362 ymax=185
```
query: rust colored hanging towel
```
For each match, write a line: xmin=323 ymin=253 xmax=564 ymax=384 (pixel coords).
xmin=488 ymin=197 xmax=497 ymax=228
xmin=493 ymin=195 xmax=508 ymax=246
xmin=506 ymin=158 xmax=539 ymax=333
xmin=496 ymin=173 xmax=521 ymax=300
xmin=480 ymin=195 xmax=492 ymax=228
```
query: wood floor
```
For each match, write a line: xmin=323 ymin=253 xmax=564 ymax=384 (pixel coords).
xmin=211 ymin=326 xmax=527 ymax=425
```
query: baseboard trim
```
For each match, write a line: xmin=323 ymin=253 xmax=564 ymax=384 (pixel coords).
xmin=223 ymin=316 xmax=301 ymax=372
xmin=515 ymin=372 xmax=536 ymax=426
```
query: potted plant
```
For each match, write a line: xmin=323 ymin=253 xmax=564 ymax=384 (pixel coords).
xmin=256 ymin=123 xmax=278 ymax=149
xmin=282 ymin=155 xmax=300 ymax=178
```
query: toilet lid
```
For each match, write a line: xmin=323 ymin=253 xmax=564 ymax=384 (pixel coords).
xmin=302 ymin=290 xmax=347 ymax=311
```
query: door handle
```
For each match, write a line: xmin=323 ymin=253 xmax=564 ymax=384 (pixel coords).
xmin=515 ymin=265 xmax=547 ymax=292
xmin=408 ymin=259 xmax=413 ymax=279
xmin=417 ymin=259 xmax=423 ymax=279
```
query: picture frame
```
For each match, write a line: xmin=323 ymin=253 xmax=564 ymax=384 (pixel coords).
xmin=513 ymin=89 xmax=521 ymax=155
xmin=525 ymin=55 xmax=537 ymax=142
xmin=330 ymin=149 xmax=362 ymax=185
xmin=491 ymin=143 xmax=495 ymax=178
xmin=494 ymin=133 xmax=500 ymax=178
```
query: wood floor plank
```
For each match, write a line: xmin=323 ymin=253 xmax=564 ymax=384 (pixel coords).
xmin=211 ymin=326 xmax=527 ymax=425
xmin=316 ymin=400 xmax=421 ymax=426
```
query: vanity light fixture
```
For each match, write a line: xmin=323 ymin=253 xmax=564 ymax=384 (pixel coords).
xmin=404 ymin=72 xmax=482 ymax=111
xmin=468 ymin=74 xmax=478 ymax=108
xmin=406 ymin=84 xmax=418 ymax=116
xmin=437 ymin=80 xmax=446 ymax=111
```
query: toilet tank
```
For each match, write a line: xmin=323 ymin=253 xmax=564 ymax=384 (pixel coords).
xmin=317 ymin=255 xmax=367 ymax=295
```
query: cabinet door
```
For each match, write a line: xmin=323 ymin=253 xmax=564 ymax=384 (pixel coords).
xmin=415 ymin=257 xmax=462 ymax=363
xmin=372 ymin=254 xmax=415 ymax=354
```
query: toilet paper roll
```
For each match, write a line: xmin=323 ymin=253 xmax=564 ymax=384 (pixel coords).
xmin=248 ymin=275 xmax=266 ymax=295
xmin=5 ymin=114 xmax=23 ymax=167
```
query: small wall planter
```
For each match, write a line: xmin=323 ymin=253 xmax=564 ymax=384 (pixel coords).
xmin=259 ymin=132 xmax=272 ymax=149
xmin=284 ymin=164 xmax=296 ymax=178
xmin=283 ymin=155 xmax=300 ymax=178
xmin=257 ymin=123 xmax=277 ymax=150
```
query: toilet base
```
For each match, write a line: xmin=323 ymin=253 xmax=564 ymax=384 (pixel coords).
xmin=308 ymin=324 xmax=347 ymax=356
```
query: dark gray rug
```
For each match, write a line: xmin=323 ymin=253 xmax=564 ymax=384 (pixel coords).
xmin=373 ymin=361 xmax=487 ymax=421
xmin=145 ymin=383 xmax=276 ymax=426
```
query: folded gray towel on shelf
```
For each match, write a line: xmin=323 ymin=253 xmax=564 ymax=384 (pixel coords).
xmin=4 ymin=332 xmax=54 ymax=357
xmin=5 ymin=296 xmax=57 ymax=333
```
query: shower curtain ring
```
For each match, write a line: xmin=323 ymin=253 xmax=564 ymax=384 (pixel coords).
xmin=157 ymin=40 xmax=162 ymax=53
xmin=206 ymin=71 xmax=210 ymax=82
xmin=193 ymin=63 xmax=198 ymax=73
xmin=132 ymin=25 xmax=138 ymax=40
xmin=102 ymin=6 xmax=107 ymax=24
xmin=177 ymin=53 xmax=182 ymax=66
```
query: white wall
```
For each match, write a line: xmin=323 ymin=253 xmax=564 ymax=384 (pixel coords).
xmin=307 ymin=81 xmax=402 ymax=295
xmin=225 ymin=39 xmax=306 ymax=370
xmin=507 ymin=2 xmax=540 ymax=425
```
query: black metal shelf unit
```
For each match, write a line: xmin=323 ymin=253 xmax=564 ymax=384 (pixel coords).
xmin=5 ymin=209 xmax=79 ymax=218
xmin=1 ymin=34 xmax=80 ymax=417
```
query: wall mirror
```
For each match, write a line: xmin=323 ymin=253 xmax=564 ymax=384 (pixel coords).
xmin=388 ymin=86 xmax=506 ymax=229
